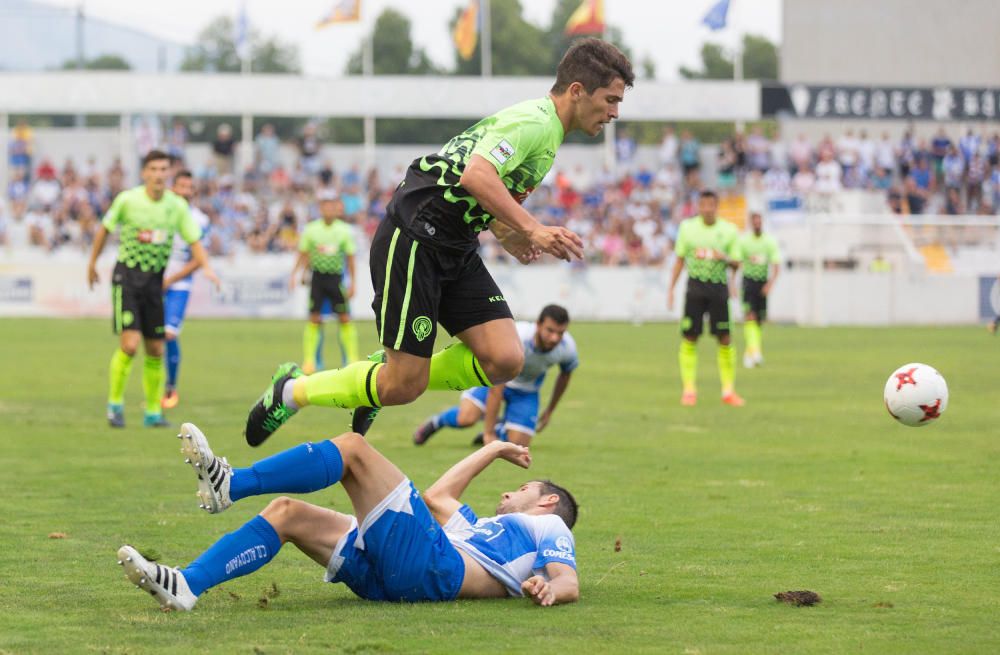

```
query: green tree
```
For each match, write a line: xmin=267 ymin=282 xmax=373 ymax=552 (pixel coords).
xmin=450 ymin=0 xmax=549 ymax=75
xmin=679 ymin=34 xmax=778 ymax=81
xmin=61 ymin=54 xmax=131 ymax=70
xmin=180 ymin=16 xmax=300 ymax=74
xmin=345 ymin=9 xmax=438 ymax=75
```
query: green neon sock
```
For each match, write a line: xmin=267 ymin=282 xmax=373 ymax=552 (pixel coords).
xmin=718 ymin=344 xmax=736 ymax=394
xmin=142 ymin=355 xmax=165 ymax=415
xmin=744 ymin=320 xmax=761 ymax=355
xmin=108 ymin=348 xmax=134 ymax=405
xmin=679 ymin=340 xmax=697 ymax=393
xmin=338 ymin=322 xmax=359 ymax=363
xmin=427 ymin=342 xmax=492 ymax=391
xmin=299 ymin=361 xmax=383 ymax=409
xmin=302 ymin=323 xmax=320 ymax=369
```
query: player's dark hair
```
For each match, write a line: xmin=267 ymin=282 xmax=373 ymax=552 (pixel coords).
xmin=700 ymin=189 xmax=718 ymax=200
xmin=551 ymin=38 xmax=634 ymax=94
xmin=538 ymin=304 xmax=570 ymax=325
xmin=174 ymin=169 xmax=193 ymax=181
xmin=142 ymin=149 xmax=170 ymax=168
xmin=536 ymin=480 xmax=579 ymax=529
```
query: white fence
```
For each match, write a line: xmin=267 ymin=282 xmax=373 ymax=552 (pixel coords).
xmin=0 ymin=248 xmax=995 ymax=326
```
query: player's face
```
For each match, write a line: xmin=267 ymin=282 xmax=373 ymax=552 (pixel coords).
xmin=751 ymin=214 xmax=762 ymax=232
xmin=575 ymin=78 xmax=626 ymax=137
xmin=698 ymin=196 xmax=718 ymax=222
xmin=172 ymin=176 xmax=194 ymax=201
xmin=535 ymin=318 xmax=568 ymax=352
xmin=142 ymin=159 xmax=169 ymax=194
xmin=320 ymin=199 xmax=343 ymax=221
xmin=496 ymin=481 xmax=544 ymax=515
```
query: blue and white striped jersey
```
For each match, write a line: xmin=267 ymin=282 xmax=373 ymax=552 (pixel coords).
xmin=444 ymin=505 xmax=576 ymax=597
xmin=165 ymin=206 xmax=210 ymax=291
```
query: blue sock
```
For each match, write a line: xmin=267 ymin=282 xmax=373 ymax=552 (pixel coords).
xmin=436 ymin=406 xmax=461 ymax=429
xmin=165 ymin=339 xmax=180 ymax=388
xmin=181 ymin=515 xmax=281 ymax=596
xmin=228 ymin=440 xmax=344 ymax=502
xmin=496 ymin=424 xmax=509 ymax=442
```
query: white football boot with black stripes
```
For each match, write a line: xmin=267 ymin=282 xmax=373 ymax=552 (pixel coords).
xmin=117 ymin=545 xmax=197 ymax=611
xmin=178 ymin=422 xmax=233 ymax=514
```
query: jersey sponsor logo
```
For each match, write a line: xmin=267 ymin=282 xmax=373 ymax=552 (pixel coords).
xmin=748 ymin=254 xmax=766 ymax=264
xmin=488 ymin=295 xmax=506 ymax=303
xmin=317 ymin=244 xmax=340 ymax=255
xmin=555 ymin=536 xmax=572 ymax=552
xmin=489 ymin=139 xmax=516 ymax=165
xmin=423 ymin=222 xmax=437 ymax=236
xmin=542 ymin=548 xmax=576 ymax=562
xmin=137 ymin=229 xmax=168 ymax=244
xmin=470 ymin=520 xmax=506 ymax=542
xmin=412 ymin=316 xmax=433 ymax=342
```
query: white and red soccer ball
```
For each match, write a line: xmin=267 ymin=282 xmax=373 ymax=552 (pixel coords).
xmin=883 ymin=363 xmax=949 ymax=427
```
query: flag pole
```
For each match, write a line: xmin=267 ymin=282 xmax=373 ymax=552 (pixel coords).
xmin=363 ymin=26 xmax=375 ymax=173
xmin=480 ymin=0 xmax=492 ymax=77
xmin=239 ymin=2 xmax=253 ymax=178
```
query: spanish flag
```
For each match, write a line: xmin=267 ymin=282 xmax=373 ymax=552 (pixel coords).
xmin=316 ymin=0 xmax=361 ymax=29
xmin=453 ymin=0 xmax=479 ymax=61
xmin=565 ymin=0 xmax=604 ymax=36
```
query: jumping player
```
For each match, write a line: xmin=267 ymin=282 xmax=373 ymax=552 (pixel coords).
xmin=244 ymin=39 xmax=633 ymax=445
xmin=735 ymin=212 xmax=781 ymax=368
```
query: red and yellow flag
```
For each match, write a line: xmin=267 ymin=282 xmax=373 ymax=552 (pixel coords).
xmin=316 ymin=0 xmax=361 ymax=29
xmin=565 ymin=0 xmax=605 ymax=35
xmin=453 ymin=0 xmax=479 ymax=61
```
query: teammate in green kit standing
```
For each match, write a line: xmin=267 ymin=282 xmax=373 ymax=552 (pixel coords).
xmin=290 ymin=191 xmax=359 ymax=373
xmin=244 ymin=39 xmax=634 ymax=446
xmin=88 ymin=150 xmax=214 ymax=428
xmin=735 ymin=212 xmax=781 ymax=368
xmin=667 ymin=190 xmax=745 ymax=407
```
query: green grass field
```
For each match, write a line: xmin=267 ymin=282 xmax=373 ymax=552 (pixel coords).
xmin=2 ymin=319 xmax=998 ymax=654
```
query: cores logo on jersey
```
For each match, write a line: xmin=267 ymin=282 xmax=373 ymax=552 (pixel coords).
xmin=137 ymin=229 xmax=168 ymax=244
xmin=489 ymin=139 xmax=516 ymax=165
xmin=555 ymin=536 xmax=572 ymax=553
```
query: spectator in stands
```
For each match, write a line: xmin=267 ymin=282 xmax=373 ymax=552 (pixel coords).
xmin=746 ymin=126 xmax=770 ymax=173
xmin=658 ymin=126 xmax=679 ymax=169
xmin=966 ymin=153 xmax=987 ymax=211
xmin=212 ymin=123 xmax=236 ymax=176
xmin=944 ymin=186 xmax=964 ymax=215
xmin=717 ymin=139 xmax=738 ymax=192
xmin=615 ymin=126 xmax=636 ymax=166
xmin=942 ymin=145 xmax=965 ymax=190
xmin=789 ymin=133 xmax=812 ymax=174
xmin=930 ymin=127 xmax=951 ymax=183
xmin=959 ymin=129 xmax=980 ymax=163
xmin=857 ymin=130 xmax=876 ymax=176
xmin=903 ymin=176 xmax=927 ymax=214
xmin=875 ymin=131 xmax=896 ymax=175
xmin=870 ymin=167 xmax=893 ymax=192
xmin=897 ymin=129 xmax=916 ymax=178
xmin=9 ymin=119 xmax=34 ymax=180
xmin=679 ymin=130 xmax=700 ymax=176
xmin=837 ymin=129 xmax=860 ymax=178
xmin=297 ymin=122 xmax=322 ymax=176
xmin=910 ymin=156 xmax=934 ymax=194
xmin=814 ymin=150 xmax=843 ymax=196
xmin=166 ymin=119 xmax=188 ymax=161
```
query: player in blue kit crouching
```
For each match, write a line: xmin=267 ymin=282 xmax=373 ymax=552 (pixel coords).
xmin=116 ymin=422 xmax=579 ymax=610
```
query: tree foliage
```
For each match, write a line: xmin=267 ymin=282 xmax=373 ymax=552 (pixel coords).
xmin=180 ymin=16 xmax=300 ymax=74
xmin=61 ymin=54 xmax=131 ymax=70
xmin=679 ymin=34 xmax=778 ymax=81
xmin=345 ymin=9 xmax=438 ymax=75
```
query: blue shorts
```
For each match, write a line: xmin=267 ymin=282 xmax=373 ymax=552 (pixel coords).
xmin=324 ymin=479 xmax=465 ymax=602
xmin=462 ymin=386 xmax=540 ymax=437
xmin=163 ymin=288 xmax=191 ymax=335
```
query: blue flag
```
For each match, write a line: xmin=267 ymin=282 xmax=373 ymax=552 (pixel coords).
xmin=234 ymin=2 xmax=250 ymax=62
xmin=701 ymin=0 xmax=730 ymax=31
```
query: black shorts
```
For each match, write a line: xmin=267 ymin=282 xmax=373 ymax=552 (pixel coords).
xmin=111 ymin=262 xmax=165 ymax=339
xmin=742 ymin=278 xmax=768 ymax=321
xmin=310 ymin=272 xmax=349 ymax=315
xmin=681 ymin=282 xmax=730 ymax=338
xmin=369 ymin=217 xmax=512 ymax=358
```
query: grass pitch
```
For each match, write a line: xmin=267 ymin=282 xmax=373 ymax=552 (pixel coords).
xmin=1 ymin=319 xmax=998 ymax=654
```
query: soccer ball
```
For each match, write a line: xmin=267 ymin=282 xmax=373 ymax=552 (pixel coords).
xmin=883 ymin=363 xmax=948 ymax=427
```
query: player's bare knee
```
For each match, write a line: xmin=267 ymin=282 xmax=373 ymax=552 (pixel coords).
xmin=484 ymin=349 xmax=524 ymax=384
xmin=456 ymin=406 xmax=481 ymax=426
xmin=378 ymin=372 xmax=427 ymax=405
xmin=260 ymin=496 xmax=303 ymax=535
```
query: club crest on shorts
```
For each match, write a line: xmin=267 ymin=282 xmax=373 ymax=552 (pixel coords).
xmin=412 ymin=316 xmax=433 ymax=342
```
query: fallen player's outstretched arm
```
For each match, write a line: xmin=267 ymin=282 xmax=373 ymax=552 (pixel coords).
xmin=423 ymin=441 xmax=532 ymax=525
xmin=522 ymin=562 xmax=579 ymax=606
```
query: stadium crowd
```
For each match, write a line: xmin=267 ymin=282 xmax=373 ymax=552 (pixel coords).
xmin=5 ymin=119 xmax=1000 ymax=264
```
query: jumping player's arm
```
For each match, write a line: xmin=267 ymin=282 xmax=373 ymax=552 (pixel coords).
xmin=538 ymin=370 xmax=572 ymax=433
xmin=460 ymin=155 xmax=582 ymax=262
xmin=522 ymin=562 xmax=580 ymax=606
xmin=345 ymin=253 xmax=356 ymax=298
xmin=763 ymin=240 xmax=782 ymax=296
xmin=164 ymin=240 xmax=219 ymax=290
xmin=423 ymin=441 xmax=532 ymax=525
xmin=481 ymin=384 xmax=505 ymax=443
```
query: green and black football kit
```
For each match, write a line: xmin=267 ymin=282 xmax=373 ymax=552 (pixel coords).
xmin=735 ymin=233 xmax=781 ymax=321
xmin=103 ymin=187 xmax=201 ymax=339
xmin=674 ymin=215 xmax=739 ymax=338
xmin=300 ymin=218 xmax=356 ymax=315
xmin=373 ymin=96 xmax=565 ymax=357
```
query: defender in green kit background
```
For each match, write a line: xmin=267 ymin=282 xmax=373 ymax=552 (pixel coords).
xmin=735 ymin=212 xmax=782 ymax=368
xmin=289 ymin=190 xmax=359 ymax=374
xmin=668 ymin=190 xmax=745 ymax=408
xmin=87 ymin=150 xmax=215 ymax=428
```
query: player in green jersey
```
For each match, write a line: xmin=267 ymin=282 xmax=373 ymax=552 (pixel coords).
xmin=87 ymin=150 xmax=214 ymax=428
xmin=668 ymin=190 xmax=745 ymax=407
xmin=735 ymin=212 xmax=781 ymax=368
xmin=290 ymin=191 xmax=359 ymax=374
xmin=245 ymin=39 xmax=634 ymax=446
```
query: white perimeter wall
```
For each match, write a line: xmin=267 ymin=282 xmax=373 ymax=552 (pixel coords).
xmin=0 ymin=252 xmax=987 ymax=326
